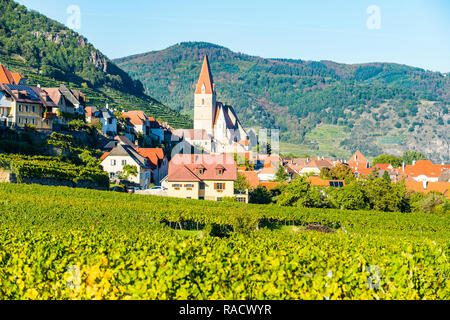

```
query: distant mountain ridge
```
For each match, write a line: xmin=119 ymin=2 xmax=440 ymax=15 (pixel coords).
xmin=0 ymin=0 xmax=191 ymax=128
xmin=115 ymin=41 xmax=449 ymax=161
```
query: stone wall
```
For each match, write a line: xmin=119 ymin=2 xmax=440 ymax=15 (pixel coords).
xmin=0 ymin=169 xmax=107 ymax=190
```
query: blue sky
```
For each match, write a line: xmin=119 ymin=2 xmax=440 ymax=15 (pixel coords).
xmin=16 ymin=0 xmax=450 ymax=72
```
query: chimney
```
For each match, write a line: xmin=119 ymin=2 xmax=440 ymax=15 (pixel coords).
xmin=402 ymin=162 xmax=405 ymax=173
xmin=422 ymin=181 xmax=428 ymax=190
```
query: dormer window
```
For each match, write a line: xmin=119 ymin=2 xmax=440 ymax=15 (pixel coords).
xmin=198 ymin=169 xmax=203 ymax=175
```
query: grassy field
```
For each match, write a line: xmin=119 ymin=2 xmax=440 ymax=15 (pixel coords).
xmin=0 ymin=183 xmax=449 ymax=300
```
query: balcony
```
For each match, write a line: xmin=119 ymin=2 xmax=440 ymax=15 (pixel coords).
xmin=42 ymin=112 xmax=57 ymax=120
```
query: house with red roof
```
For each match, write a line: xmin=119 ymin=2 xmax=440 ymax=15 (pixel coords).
xmin=402 ymin=160 xmax=448 ymax=183
xmin=165 ymin=154 xmax=246 ymax=202
xmin=121 ymin=110 xmax=165 ymax=143
xmin=0 ymin=64 xmax=25 ymax=85
xmin=100 ymin=138 xmax=167 ymax=188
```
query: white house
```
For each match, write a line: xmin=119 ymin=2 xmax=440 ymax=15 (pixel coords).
xmin=100 ymin=144 xmax=152 ymax=189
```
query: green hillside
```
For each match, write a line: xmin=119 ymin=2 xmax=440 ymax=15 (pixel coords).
xmin=115 ymin=42 xmax=449 ymax=161
xmin=0 ymin=0 xmax=191 ymax=129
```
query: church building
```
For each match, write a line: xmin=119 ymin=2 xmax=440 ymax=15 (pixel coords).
xmin=193 ymin=55 xmax=250 ymax=154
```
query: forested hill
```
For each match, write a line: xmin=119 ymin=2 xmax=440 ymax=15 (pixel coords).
xmin=0 ymin=0 xmax=191 ymax=128
xmin=115 ymin=42 xmax=449 ymax=162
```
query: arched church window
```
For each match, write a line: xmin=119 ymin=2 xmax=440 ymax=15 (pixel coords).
xmin=202 ymin=99 xmax=205 ymax=105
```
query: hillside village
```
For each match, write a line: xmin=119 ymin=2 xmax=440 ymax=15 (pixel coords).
xmin=0 ymin=56 xmax=449 ymax=208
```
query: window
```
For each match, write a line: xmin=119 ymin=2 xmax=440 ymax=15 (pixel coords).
xmin=198 ymin=169 xmax=203 ymax=175
xmin=202 ymin=99 xmax=205 ymax=105
xmin=18 ymin=118 xmax=22 ymax=124
xmin=216 ymin=197 xmax=223 ymax=202
xmin=215 ymin=183 xmax=225 ymax=191
xmin=109 ymin=172 xmax=115 ymax=179
xmin=32 ymin=118 xmax=35 ymax=125
xmin=111 ymin=159 xmax=116 ymax=166
xmin=185 ymin=184 xmax=194 ymax=189
xmin=217 ymin=169 xmax=223 ymax=176
xmin=122 ymin=160 xmax=127 ymax=166
xmin=236 ymin=197 xmax=247 ymax=203
xmin=173 ymin=184 xmax=181 ymax=190
xmin=25 ymin=105 xmax=29 ymax=112
xmin=32 ymin=106 xmax=35 ymax=113
xmin=25 ymin=118 xmax=29 ymax=124
xmin=199 ymin=182 xmax=205 ymax=190
xmin=18 ymin=105 xmax=22 ymax=112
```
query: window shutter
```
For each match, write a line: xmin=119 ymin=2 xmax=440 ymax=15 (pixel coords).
xmin=223 ymin=183 xmax=226 ymax=190
xmin=214 ymin=183 xmax=217 ymax=190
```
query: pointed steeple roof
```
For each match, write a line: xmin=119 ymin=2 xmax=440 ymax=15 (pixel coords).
xmin=195 ymin=55 xmax=214 ymax=94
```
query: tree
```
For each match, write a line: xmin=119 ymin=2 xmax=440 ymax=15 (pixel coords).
xmin=373 ymin=154 xmax=403 ymax=168
xmin=277 ymin=176 xmax=311 ymax=207
xmin=382 ymin=170 xmax=391 ymax=184
xmin=249 ymin=185 xmax=273 ymax=204
xmin=329 ymin=182 xmax=368 ymax=210
xmin=274 ymin=166 xmax=289 ymax=182
xmin=329 ymin=163 xmax=354 ymax=181
xmin=402 ymin=150 xmax=427 ymax=165
xmin=122 ymin=165 xmax=138 ymax=180
xmin=235 ymin=172 xmax=251 ymax=192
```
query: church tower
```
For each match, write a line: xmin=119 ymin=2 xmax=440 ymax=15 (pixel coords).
xmin=194 ymin=55 xmax=216 ymax=136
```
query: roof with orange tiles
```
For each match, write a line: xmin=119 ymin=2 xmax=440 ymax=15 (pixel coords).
xmin=195 ymin=55 xmax=214 ymax=95
xmin=12 ymin=72 xmax=25 ymax=84
xmin=260 ymin=182 xmax=283 ymax=190
xmin=405 ymin=181 xmax=450 ymax=198
xmin=307 ymin=176 xmax=345 ymax=187
xmin=168 ymin=154 xmax=237 ymax=182
xmin=100 ymin=151 xmax=111 ymax=161
xmin=239 ymin=171 xmax=260 ymax=189
xmin=136 ymin=148 xmax=165 ymax=167
xmin=122 ymin=110 xmax=149 ymax=126
xmin=0 ymin=65 xmax=16 ymax=85
xmin=403 ymin=160 xmax=444 ymax=178
xmin=374 ymin=163 xmax=393 ymax=171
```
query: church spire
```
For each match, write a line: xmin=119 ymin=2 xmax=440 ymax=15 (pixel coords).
xmin=195 ymin=55 xmax=214 ymax=94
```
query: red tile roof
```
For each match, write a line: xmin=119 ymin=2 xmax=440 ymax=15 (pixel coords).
xmin=260 ymin=182 xmax=283 ymax=190
xmin=0 ymin=65 xmax=16 ymax=84
xmin=136 ymin=148 xmax=165 ymax=167
xmin=374 ymin=163 xmax=393 ymax=171
xmin=240 ymin=171 xmax=260 ymax=189
xmin=195 ymin=55 xmax=214 ymax=95
xmin=404 ymin=160 xmax=444 ymax=178
xmin=405 ymin=181 xmax=450 ymax=198
xmin=100 ymin=151 xmax=111 ymax=160
xmin=122 ymin=110 xmax=149 ymax=126
xmin=307 ymin=176 xmax=345 ymax=187
xmin=168 ymin=154 xmax=237 ymax=182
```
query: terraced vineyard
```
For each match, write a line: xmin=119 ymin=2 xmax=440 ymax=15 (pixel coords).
xmin=0 ymin=54 xmax=191 ymax=129
xmin=0 ymin=183 xmax=449 ymax=299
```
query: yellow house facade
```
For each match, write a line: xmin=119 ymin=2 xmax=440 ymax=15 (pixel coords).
xmin=0 ymin=84 xmax=58 ymax=131
xmin=166 ymin=154 xmax=248 ymax=202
